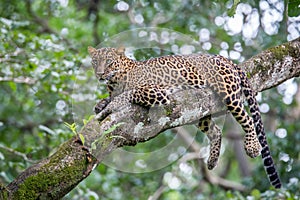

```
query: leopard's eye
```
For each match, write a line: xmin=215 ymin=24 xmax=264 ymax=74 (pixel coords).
xmin=106 ymin=59 xmax=112 ymax=65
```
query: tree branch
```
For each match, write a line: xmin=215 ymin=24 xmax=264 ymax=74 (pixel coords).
xmin=176 ymin=127 xmax=247 ymax=192
xmin=2 ymin=37 xmax=300 ymax=199
xmin=242 ymin=37 xmax=300 ymax=92
xmin=0 ymin=144 xmax=35 ymax=163
xmin=0 ymin=76 xmax=36 ymax=85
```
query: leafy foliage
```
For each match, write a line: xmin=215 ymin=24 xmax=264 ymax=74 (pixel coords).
xmin=0 ymin=0 xmax=299 ymax=199
xmin=288 ymin=0 xmax=300 ymax=17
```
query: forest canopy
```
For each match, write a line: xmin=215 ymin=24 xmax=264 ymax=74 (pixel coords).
xmin=0 ymin=0 xmax=300 ymax=199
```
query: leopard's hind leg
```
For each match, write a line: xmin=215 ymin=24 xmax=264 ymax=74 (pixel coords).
xmin=198 ymin=115 xmax=222 ymax=170
xmin=226 ymin=98 xmax=262 ymax=158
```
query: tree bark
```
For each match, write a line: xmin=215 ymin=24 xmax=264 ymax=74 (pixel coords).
xmin=1 ymin=37 xmax=300 ymax=199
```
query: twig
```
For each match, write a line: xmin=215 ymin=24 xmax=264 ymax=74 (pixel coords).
xmin=88 ymin=0 xmax=101 ymax=44
xmin=148 ymin=185 xmax=166 ymax=200
xmin=230 ymin=132 xmax=251 ymax=177
xmin=178 ymin=152 xmax=201 ymax=163
xmin=0 ymin=144 xmax=35 ymax=163
xmin=0 ymin=76 xmax=36 ymax=85
xmin=175 ymin=127 xmax=247 ymax=192
xmin=24 ymin=0 xmax=75 ymax=50
xmin=25 ymin=1 xmax=55 ymax=34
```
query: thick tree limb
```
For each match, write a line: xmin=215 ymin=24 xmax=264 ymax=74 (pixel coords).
xmin=242 ymin=38 xmax=300 ymax=91
xmin=1 ymin=37 xmax=300 ymax=199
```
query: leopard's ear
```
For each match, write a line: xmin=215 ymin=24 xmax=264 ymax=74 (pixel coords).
xmin=116 ymin=46 xmax=125 ymax=55
xmin=88 ymin=46 xmax=97 ymax=56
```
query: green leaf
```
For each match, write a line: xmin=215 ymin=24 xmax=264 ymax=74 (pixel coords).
xmin=91 ymin=142 xmax=96 ymax=150
xmin=109 ymin=135 xmax=126 ymax=140
xmin=64 ymin=122 xmax=77 ymax=135
xmin=227 ymin=0 xmax=240 ymax=17
xmin=83 ymin=115 xmax=95 ymax=125
xmin=288 ymin=0 xmax=300 ymax=17
xmin=90 ymin=122 xmax=125 ymax=150
xmin=79 ymin=134 xmax=85 ymax=145
xmin=251 ymin=189 xmax=261 ymax=199
xmin=102 ymin=122 xmax=125 ymax=135
xmin=9 ymin=82 xmax=17 ymax=92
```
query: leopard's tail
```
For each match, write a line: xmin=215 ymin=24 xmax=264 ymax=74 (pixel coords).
xmin=238 ymin=67 xmax=281 ymax=189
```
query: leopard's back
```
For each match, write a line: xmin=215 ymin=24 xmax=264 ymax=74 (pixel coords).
xmin=126 ymin=54 xmax=240 ymax=91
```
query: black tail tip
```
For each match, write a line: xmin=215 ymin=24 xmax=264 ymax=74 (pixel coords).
xmin=274 ymin=183 xmax=281 ymax=189
xmin=272 ymin=180 xmax=282 ymax=189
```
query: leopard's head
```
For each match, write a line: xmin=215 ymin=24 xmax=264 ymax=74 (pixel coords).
xmin=88 ymin=46 xmax=125 ymax=81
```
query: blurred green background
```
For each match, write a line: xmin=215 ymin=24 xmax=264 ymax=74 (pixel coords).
xmin=0 ymin=0 xmax=300 ymax=199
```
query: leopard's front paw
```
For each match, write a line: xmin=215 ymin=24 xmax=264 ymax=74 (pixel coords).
xmin=94 ymin=97 xmax=111 ymax=114
xmin=95 ymin=107 xmax=112 ymax=121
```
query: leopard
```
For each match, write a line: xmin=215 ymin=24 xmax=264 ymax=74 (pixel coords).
xmin=88 ymin=46 xmax=281 ymax=188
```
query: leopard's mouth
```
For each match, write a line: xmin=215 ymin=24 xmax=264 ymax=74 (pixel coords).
xmin=96 ymin=72 xmax=105 ymax=80
xmin=99 ymin=71 xmax=117 ymax=82
xmin=96 ymin=72 xmax=115 ymax=82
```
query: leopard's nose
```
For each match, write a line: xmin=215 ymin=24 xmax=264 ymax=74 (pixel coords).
xmin=96 ymin=72 xmax=104 ymax=80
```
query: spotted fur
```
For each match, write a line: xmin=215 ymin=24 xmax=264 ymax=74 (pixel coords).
xmin=88 ymin=46 xmax=281 ymax=188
